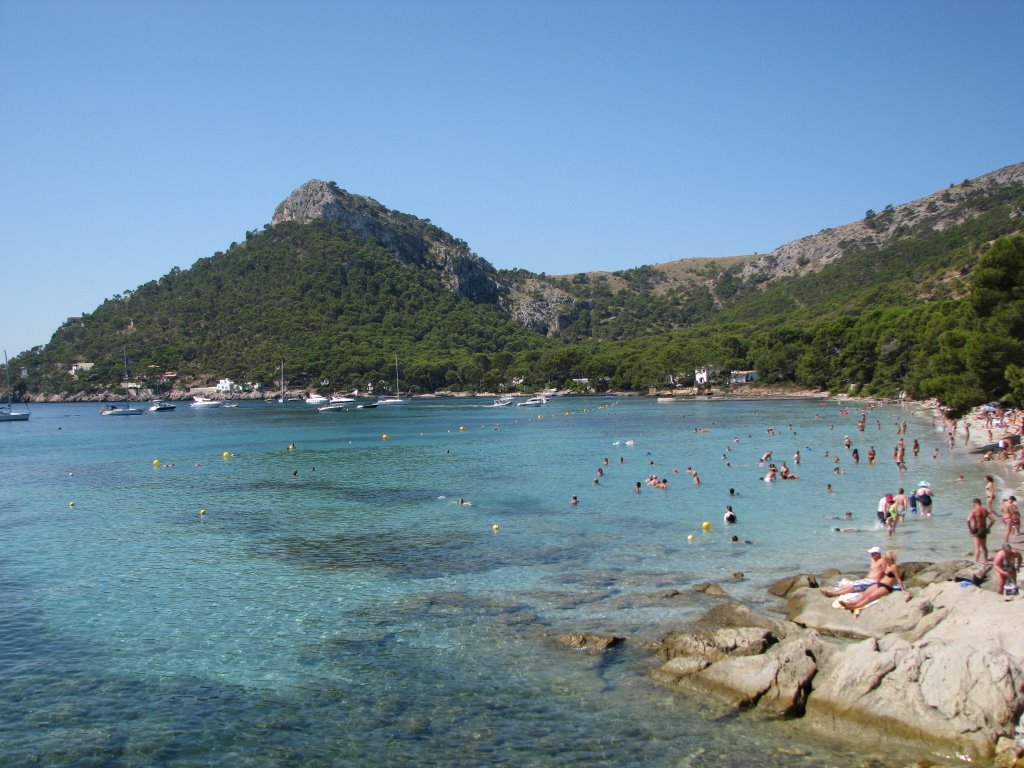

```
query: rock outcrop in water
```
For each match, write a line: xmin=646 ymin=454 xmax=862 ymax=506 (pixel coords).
xmin=648 ymin=561 xmax=1024 ymax=763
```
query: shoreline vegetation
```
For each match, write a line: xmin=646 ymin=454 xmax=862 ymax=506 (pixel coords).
xmin=14 ymin=385 xmax=833 ymax=404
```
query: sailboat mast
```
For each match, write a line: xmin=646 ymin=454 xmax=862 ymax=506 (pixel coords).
xmin=3 ymin=350 xmax=11 ymax=409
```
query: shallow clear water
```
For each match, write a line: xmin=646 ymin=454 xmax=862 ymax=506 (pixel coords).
xmin=0 ymin=397 xmax=986 ymax=766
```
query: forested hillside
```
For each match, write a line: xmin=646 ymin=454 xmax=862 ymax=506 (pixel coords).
xmin=6 ymin=166 xmax=1024 ymax=415
xmin=24 ymin=221 xmax=548 ymax=396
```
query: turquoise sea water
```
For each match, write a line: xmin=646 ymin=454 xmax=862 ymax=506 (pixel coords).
xmin=0 ymin=397 xmax=989 ymax=767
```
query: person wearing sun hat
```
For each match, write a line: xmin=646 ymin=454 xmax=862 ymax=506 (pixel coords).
xmin=916 ymin=481 xmax=934 ymax=516
xmin=822 ymin=546 xmax=887 ymax=597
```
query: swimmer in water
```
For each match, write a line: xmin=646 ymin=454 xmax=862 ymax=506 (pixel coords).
xmin=458 ymin=498 xmax=472 ymax=506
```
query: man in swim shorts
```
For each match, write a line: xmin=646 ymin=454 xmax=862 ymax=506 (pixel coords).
xmin=967 ymin=498 xmax=994 ymax=563
xmin=822 ymin=547 xmax=886 ymax=597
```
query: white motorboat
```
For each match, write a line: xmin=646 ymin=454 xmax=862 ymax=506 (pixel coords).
xmin=191 ymin=395 xmax=224 ymax=408
xmin=101 ymin=404 xmax=144 ymax=416
xmin=148 ymin=399 xmax=177 ymax=412
xmin=516 ymin=395 xmax=548 ymax=407
xmin=318 ymin=402 xmax=348 ymax=412
xmin=1 ymin=349 xmax=29 ymax=422
xmin=484 ymin=395 xmax=516 ymax=407
xmin=305 ymin=393 xmax=329 ymax=405
xmin=329 ymin=394 xmax=356 ymax=404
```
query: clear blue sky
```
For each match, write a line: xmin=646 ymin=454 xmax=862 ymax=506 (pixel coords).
xmin=1 ymin=0 xmax=1021 ymax=356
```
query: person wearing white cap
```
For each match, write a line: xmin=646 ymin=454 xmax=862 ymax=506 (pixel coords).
xmin=822 ymin=547 xmax=887 ymax=597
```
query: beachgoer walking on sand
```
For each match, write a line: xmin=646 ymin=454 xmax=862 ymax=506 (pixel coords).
xmin=967 ymin=498 xmax=994 ymax=563
xmin=1003 ymin=496 xmax=1020 ymax=543
xmin=823 ymin=546 xmax=886 ymax=597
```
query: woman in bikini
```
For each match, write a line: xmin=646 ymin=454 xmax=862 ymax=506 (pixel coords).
xmin=1003 ymin=496 xmax=1020 ymax=543
xmin=842 ymin=551 xmax=908 ymax=612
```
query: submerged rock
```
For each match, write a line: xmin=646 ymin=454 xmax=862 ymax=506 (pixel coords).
xmin=551 ymin=632 xmax=624 ymax=652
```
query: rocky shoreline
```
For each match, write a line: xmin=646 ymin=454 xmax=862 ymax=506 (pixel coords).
xmin=556 ymin=560 xmax=1024 ymax=765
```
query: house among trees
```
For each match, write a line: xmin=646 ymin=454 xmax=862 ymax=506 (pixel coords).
xmin=68 ymin=362 xmax=94 ymax=376
xmin=694 ymin=366 xmax=723 ymax=386
xmin=730 ymin=370 xmax=759 ymax=384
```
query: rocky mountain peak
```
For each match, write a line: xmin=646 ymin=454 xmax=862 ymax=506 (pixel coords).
xmin=271 ymin=180 xmax=501 ymax=304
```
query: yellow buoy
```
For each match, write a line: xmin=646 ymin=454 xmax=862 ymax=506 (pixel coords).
xmin=702 ymin=521 xmax=711 ymax=531
xmin=381 ymin=434 xmax=389 ymax=441
xmin=152 ymin=459 xmax=161 ymax=468
xmin=68 ymin=501 xmax=76 ymax=508
xmin=459 ymin=426 xmax=465 ymax=431
xmin=199 ymin=507 xmax=206 ymax=516
xmin=492 ymin=524 xmax=500 ymax=532
xmin=222 ymin=451 xmax=231 ymax=459
xmin=687 ymin=534 xmax=694 ymax=541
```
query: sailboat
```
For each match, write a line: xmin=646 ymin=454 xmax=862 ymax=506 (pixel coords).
xmin=101 ymin=352 xmax=144 ymax=416
xmin=272 ymin=360 xmax=293 ymax=403
xmin=374 ymin=355 xmax=406 ymax=406
xmin=1 ymin=349 xmax=30 ymax=422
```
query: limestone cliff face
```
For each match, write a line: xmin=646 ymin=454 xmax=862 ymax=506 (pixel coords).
xmin=504 ymin=278 xmax=581 ymax=337
xmin=272 ymin=180 xmax=501 ymax=304
xmin=739 ymin=162 xmax=1024 ymax=282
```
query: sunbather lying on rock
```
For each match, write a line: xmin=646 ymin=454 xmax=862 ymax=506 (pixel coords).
xmin=822 ymin=546 xmax=886 ymax=597
xmin=842 ymin=551 xmax=908 ymax=612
